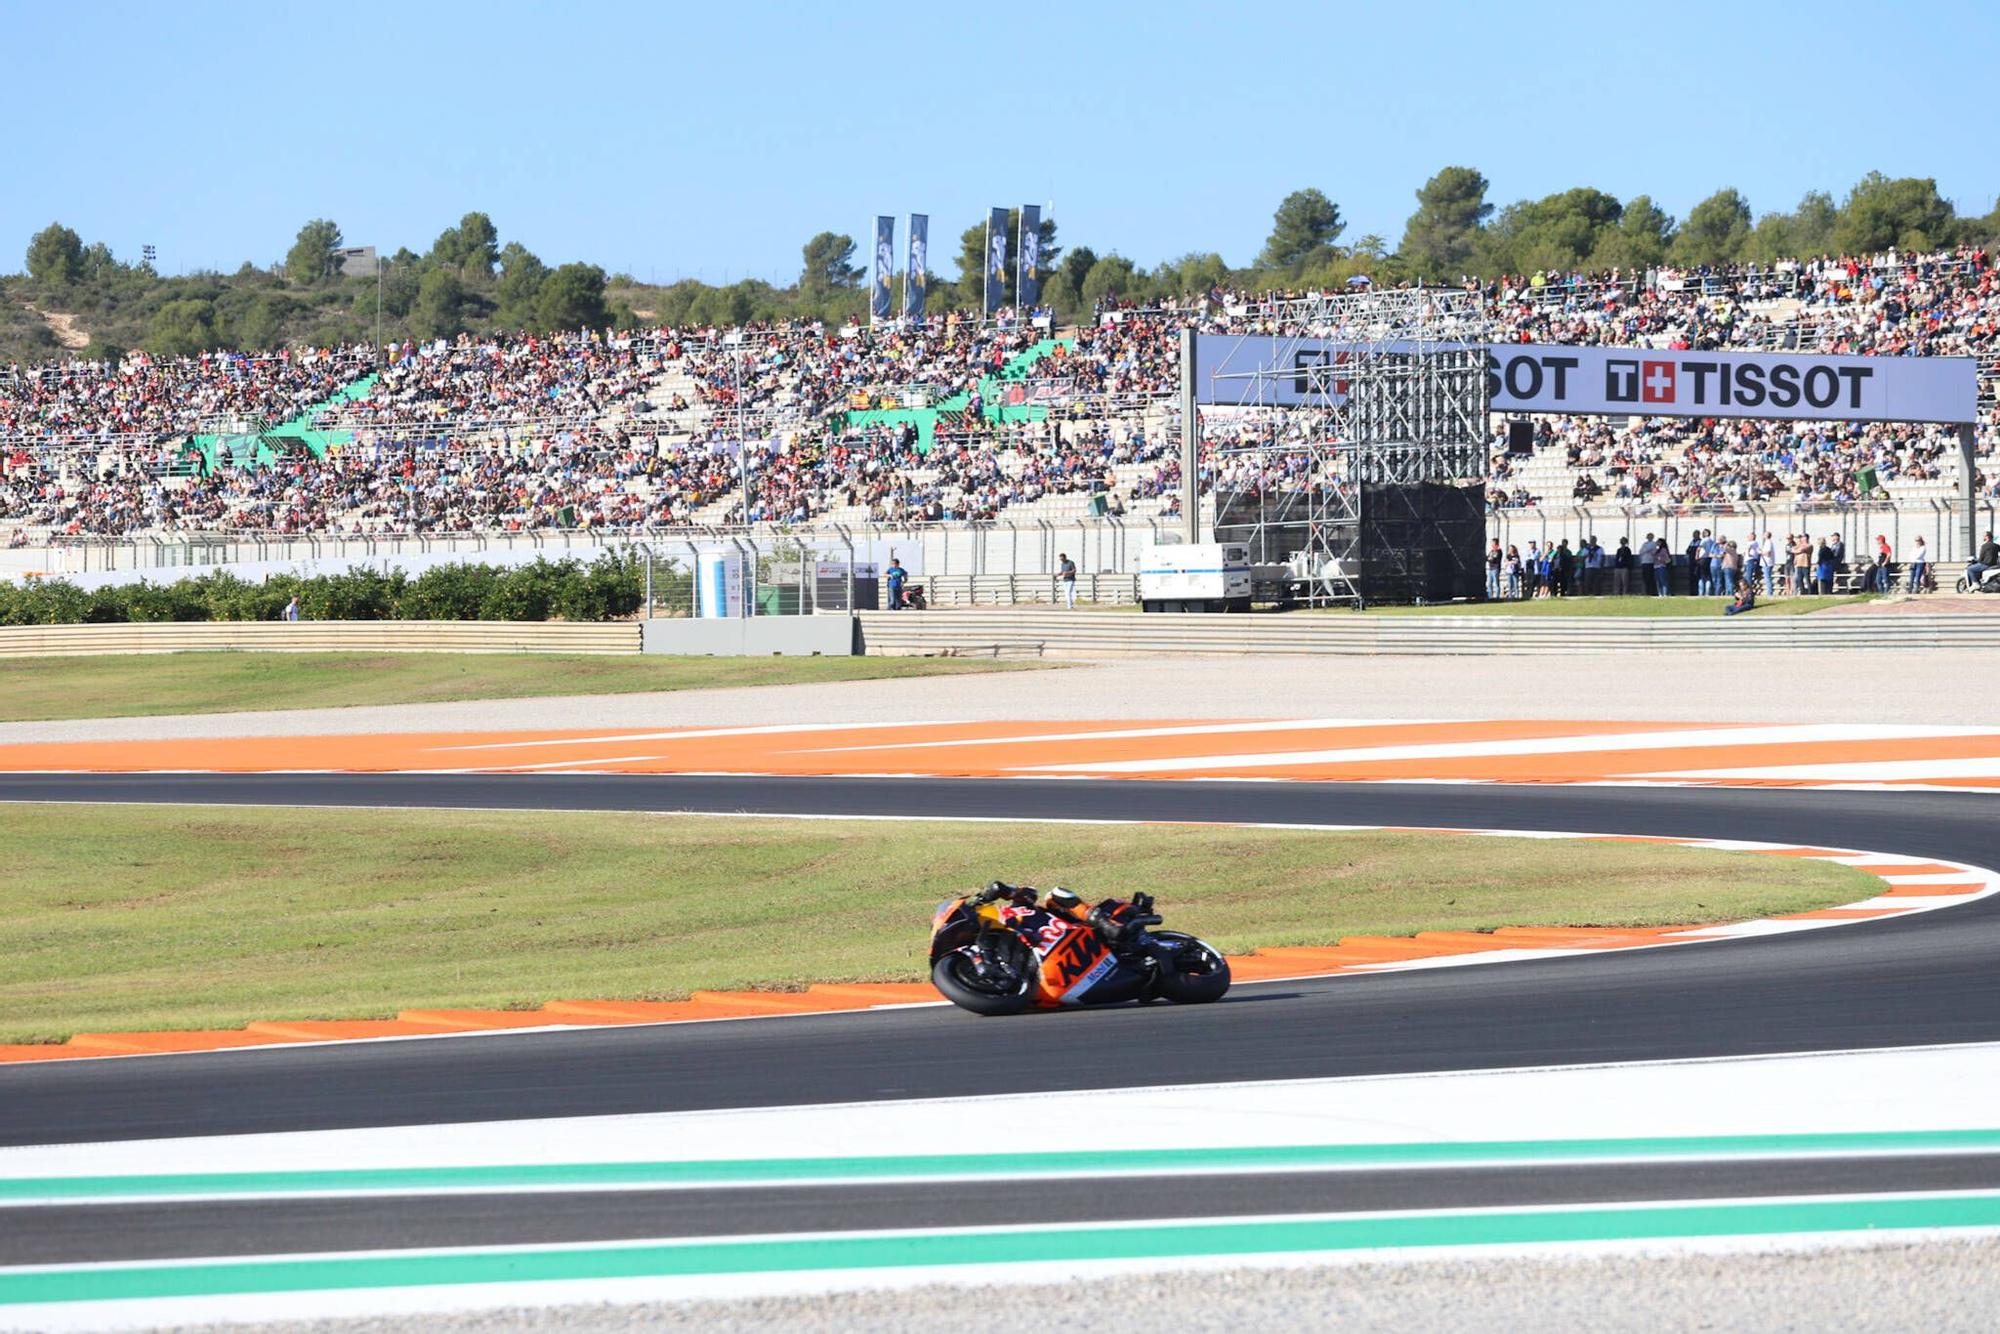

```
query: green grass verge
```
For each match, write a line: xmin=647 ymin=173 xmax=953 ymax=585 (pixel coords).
xmin=0 ymin=652 xmax=1044 ymax=723
xmin=0 ymin=805 xmax=1875 ymax=1042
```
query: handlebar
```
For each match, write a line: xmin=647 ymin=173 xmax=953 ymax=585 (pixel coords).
xmin=974 ymin=880 xmax=1035 ymax=906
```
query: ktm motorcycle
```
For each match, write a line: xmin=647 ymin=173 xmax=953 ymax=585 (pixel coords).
xmin=928 ymin=881 xmax=1231 ymax=1016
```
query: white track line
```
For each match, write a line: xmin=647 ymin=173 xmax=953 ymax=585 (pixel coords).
xmin=1009 ymin=723 xmax=2000 ymax=775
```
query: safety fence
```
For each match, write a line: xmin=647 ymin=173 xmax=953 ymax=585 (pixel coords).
xmin=4 ymin=517 xmax=1178 ymax=581
xmin=1486 ymin=497 xmax=2000 ymax=566
xmin=0 ymin=621 xmax=642 ymax=658
xmin=855 ymin=610 xmax=2000 ymax=658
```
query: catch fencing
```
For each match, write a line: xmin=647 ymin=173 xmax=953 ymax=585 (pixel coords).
xmin=8 ymin=498 xmax=1997 ymax=609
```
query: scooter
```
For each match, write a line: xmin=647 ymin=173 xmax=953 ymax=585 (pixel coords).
xmin=1956 ymin=565 xmax=2000 ymax=595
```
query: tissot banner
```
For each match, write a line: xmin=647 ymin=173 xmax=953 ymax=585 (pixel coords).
xmin=871 ymin=216 xmax=895 ymax=322
xmin=1017 ymin=204 xmax=1042 ymax=309
xmin=1191 ymin=334 xmax=1978 ymax=425
xmin=1483 ymin=343 xmax=1978 ymax=424
xmin=904 ymin=213 xmax=928 ymax=321
xmin=1191 ymin=334 xmax=1452 ymax=407
xmin=985 ymin=206 xmax=1008 ymax=313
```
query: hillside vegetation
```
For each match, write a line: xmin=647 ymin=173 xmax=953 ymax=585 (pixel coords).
xmin=6 ymin=168 xmax=1998 ymax=368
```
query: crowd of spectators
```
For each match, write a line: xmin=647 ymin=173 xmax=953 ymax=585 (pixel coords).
xmin=3 ymin=246 xmax=1998 ymax=538
xmin=1 ymin=346 xmax=372 ymax=440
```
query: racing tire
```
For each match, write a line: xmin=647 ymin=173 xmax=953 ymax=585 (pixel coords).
xmin=1149 ymin=931 xmax=1231 ymax=1005
xmin=931 ymin=947 xmax=1033 ymax=1016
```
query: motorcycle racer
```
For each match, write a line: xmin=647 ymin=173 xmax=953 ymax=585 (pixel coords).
xmin=934 ymin=881 xmax=1230 ymax=1014
xmin=975 ymin=882 xmax=1160 ymax=953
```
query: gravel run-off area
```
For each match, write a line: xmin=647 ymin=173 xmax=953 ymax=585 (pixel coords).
xmin=160 ymin=1236 xmax=2000 ymax=1333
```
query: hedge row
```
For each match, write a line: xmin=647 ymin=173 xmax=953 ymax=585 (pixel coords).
xmin=0 ymin=555 xmax=648 ymax=626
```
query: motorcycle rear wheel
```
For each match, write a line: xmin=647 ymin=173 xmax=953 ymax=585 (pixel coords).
xmin=931 ymin=947 xmax=1033 ymax=1016
xmin=1149 ymin=931 xmax=1231 ymax=1004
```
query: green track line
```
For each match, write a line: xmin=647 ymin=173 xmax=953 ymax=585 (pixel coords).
xmin=7 ymin=1194 xmax=2000 ymax=1305
xmin=8 ymin=1129 xmax=2000 ymax=1203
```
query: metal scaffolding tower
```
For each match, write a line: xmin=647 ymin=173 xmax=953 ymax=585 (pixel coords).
xmin=1180 ymin=287 xmax=1491 ymax=603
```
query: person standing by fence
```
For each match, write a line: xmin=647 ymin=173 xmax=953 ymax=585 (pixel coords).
xmin=884 ymin=556 xmax=908 ymax=610
xmin=1057 ymin=552 xmax=1078 ymax=609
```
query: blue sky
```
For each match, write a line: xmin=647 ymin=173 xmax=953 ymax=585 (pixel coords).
xmin=4 ymin=0 xmax=1996 ymax=283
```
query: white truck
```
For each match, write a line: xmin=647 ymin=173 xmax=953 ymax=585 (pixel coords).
xmin=1137 ymin=542 xmax=1254 ymax=613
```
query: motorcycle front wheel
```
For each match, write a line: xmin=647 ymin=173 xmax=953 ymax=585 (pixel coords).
xmin=931 ymin=946 xmax=1033 ymax=1016
xmin=1957 ymin=577 xmax=1971 ymax=593
xmin=1148 ymin=931 xmax=1231 ymax=1004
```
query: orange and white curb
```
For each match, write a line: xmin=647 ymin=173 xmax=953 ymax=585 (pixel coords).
xmin=2 ymin=825 xmax=1990 ymax=1067
xmin=6 ymin=719 xmax=2000 ymax=791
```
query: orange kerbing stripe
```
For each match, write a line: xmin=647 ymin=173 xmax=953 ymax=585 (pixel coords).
xmin=1 ymin=718 xmax=1996 ymax=788
xmin=0 ymin=718 xmax=1727 ymax=779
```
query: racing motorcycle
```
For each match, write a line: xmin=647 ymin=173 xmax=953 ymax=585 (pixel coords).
xmin=928 ymin=881 xmax=1231 ymax=1016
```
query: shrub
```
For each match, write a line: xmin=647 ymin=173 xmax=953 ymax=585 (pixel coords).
xmin=303 ymin=567 xmax=403 ymax=621
xmin=185 ymin=571 xmax=259 ymax=621
xmin=0 ymin=558 xmax=649 ymax=626
xmin=121 ymin=579 xmax=212 ymax=622
xmin=475 ymin=559 xmax=570 ymax=622
xmin=85 ymin=584 xmax=137 ymax=623
xmin=398 ymin=563 xmax=503 ymax=620
xmin=0 ymin=579 xmax=93 ymax=625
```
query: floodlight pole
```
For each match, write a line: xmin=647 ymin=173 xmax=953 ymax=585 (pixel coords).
xmin=1178 ymin=328 xmax=1200 ymax=545
xmin=1960 ymin=423 xmax=1979 ymax=558
xmin=735 ymin=351 xmax=750 ymax=524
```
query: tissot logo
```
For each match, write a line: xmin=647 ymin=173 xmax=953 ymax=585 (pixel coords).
xmin=1607 ymin=359 xmax=1640 ymax=402
xmin=1292 ymin=349 xmax=1351 ymax=398
xmin=1642 ymin=360 xmax=1677 ymax=403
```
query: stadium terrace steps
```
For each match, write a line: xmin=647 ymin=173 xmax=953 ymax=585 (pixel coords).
xmin=854 ymin=610 xmax=2000 ymax=658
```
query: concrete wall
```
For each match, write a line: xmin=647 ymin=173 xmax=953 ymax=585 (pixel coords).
xmin=640 ymin=615 xmax=855 ymax=656
xmin=0 ymin=620 xmax=641 ymax=657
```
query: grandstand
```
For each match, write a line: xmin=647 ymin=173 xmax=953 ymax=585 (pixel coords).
xmin=2 ymin=248 xmax=1996 ymax=555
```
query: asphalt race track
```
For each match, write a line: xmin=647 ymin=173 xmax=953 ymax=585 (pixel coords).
xmin=15 ymin=1156 xmax=2000 ymax=1267
xmin=3 ymin=774 xmax=1998 ymax=1148
xmin=3 ymin=773 xmax=1997 ymax=1278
